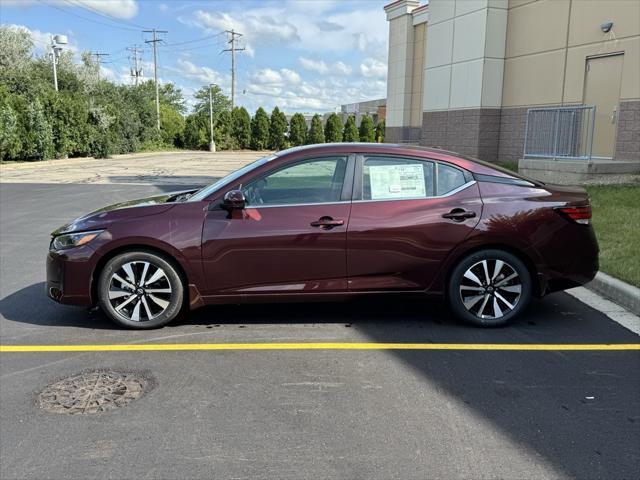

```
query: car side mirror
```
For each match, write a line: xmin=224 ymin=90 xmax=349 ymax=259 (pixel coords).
xmin=221 ymin=189 xmax=246 ymax=211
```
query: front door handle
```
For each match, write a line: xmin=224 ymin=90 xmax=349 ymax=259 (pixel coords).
xmin=310 ymin=216 xmax=344 ymax=229
xmin=442 ymin=209 xmax=476 ymax=222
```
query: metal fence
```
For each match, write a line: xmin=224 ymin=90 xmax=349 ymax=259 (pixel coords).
xmin=523 ymin=105 xmax=595 ymax=160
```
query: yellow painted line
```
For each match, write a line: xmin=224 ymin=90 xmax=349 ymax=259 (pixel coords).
xmin=0 ymin=343 xmax=639 ymax=353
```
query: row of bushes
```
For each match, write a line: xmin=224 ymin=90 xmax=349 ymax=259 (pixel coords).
xmin=0 ymin=26 xmax=385 ymax=161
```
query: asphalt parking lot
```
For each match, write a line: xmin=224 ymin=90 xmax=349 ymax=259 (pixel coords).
xmin=1 ymin=182 xmax=639 ymax=480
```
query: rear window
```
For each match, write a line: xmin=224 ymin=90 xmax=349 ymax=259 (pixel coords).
xmin=456 ymin=153 xmax=542 ymax=185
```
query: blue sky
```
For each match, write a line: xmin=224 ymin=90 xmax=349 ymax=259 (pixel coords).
xmin=1 ymin=0 xmax=390 ymax=113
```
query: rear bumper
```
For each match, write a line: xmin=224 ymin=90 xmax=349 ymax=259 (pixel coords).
xmin=46 ymin=248 xmax=95 ymax=307
xmin=538 ymin=224 xmax=599 ymax=295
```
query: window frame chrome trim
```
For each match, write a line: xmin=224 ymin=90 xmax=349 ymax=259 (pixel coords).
xmin=244 ymin=200 xmax=353 ymax=209
xmin=351 ymin=180 xmax=476 ymax=204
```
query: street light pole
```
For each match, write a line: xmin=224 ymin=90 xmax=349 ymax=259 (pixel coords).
xmin=209 ymin=84 xmax=216 ymax=152
xmin=49 ymin=34 xmax=68 ymax=92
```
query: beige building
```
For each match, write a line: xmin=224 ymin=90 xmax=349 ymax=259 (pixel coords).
xmin=384 ymin=0 xmax=640 ymax=182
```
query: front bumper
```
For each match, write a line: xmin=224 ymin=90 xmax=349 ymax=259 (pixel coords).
xmin=46 ymin=247 xmax=95 ymax=306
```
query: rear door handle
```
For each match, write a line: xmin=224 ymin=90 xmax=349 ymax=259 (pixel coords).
xmin=442 ymin=209 xmax=476 ymax=221
xmin=310 ymin=216 xmax=344 ymax=229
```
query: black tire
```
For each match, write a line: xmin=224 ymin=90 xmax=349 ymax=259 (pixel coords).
xmin=447 ymin=249 xmax=531 ymax=327
xmin=98 ymin=251 xmax=184 ymax=329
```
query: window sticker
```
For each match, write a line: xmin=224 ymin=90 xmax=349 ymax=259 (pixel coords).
xmin=369 ymin=164 xmax=426 ymax=199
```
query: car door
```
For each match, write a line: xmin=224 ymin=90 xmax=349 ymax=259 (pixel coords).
xmin=347 ymin=155 xmax=482 ymax=291
xmin=200 ymin=155 xmax=354 ymax=296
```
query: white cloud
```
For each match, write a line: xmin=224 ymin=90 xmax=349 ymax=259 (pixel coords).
xmin=250 ymin=68 xmax=301 ymax=86
xmin=360 ymin=58 xmax=387 ymax=79
xmin=334 ymin=61 xmax=353 ymax=76
xmin=173 ymin=58 xmax=228 ymax=86
xmin=299 ymin=58 xmax=329 ymax=75
xmin=7 ymin=24 xmax=79 ymax=54
xmin=4 ymin=0 xmax=139 ymax=19
xmin=299 ymin=58 xmax=353 ymax=76
xmin=192 ymin=10 xmax=299 ymax=44
xmin=158 ymin=3 xmax=168 ymax=12
xmin=187 ymin=4 xmax=387 ymax=55
xmin=66 ymin=0 xmax=138 ymax=19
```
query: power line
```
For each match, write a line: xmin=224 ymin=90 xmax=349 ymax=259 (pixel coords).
xmin=163 ymin=31 xmax=225 ymax=48
xmin=37 ymin=0 xmax=140 ymax=32
xmin=144 ymin=29 xmax=168 ymax=130
xmin=221 ymin=30 xmax=245 ymax=109
xmin=62 ymin=0 xmax=150 ymax=30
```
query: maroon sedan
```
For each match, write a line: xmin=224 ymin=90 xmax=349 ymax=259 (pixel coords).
xmin=47 ymin=143 xmax=598 ymax=328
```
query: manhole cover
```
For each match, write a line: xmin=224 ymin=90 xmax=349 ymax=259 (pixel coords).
xmin=38 ymin=371 xmax=147 ymax=414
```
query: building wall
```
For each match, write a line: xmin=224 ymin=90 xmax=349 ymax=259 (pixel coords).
xmin=421 ymin=0 xmax=508 ymax=160
xmin=385 ymin=0 xmax=424 ymax=143
xmin=385 ymin=0 xmax=639 ymax=162
xmin=498 ymin=0 xmax=640 ymax=161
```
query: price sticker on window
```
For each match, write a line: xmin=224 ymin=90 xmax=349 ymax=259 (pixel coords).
xmin=369 ymin=164 xmax=427 ymax=199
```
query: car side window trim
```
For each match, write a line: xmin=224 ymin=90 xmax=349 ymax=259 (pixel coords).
xmin=355 ymin=154 xmax=474 ymax=202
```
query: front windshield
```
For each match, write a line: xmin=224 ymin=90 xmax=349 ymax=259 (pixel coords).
xmin=188 ymin=154 xmax=277 ymax=202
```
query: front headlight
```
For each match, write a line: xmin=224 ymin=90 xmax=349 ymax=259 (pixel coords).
xmin=51 ymin=230 xmax=104 ymax=250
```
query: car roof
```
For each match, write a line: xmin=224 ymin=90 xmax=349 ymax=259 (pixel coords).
xmin=275 ymin=143 xmax=513 ymax=177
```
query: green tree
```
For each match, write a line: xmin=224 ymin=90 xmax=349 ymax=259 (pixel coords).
xmin=324 ymin=113 xmax=343 ymax=143
xmin=250 ymin=107 xmax=270 ymax=150
xmin=214 ymin=109 xmax=236 ymax=150
xmin=343 ymin=115 xmax=359 ymax=142
xmin=307 ymin=114 xmax=324 ymax=144
xmin=375 ymin=119 xmax=385 ymax=143
xmin=183 ymin=112 xmax=209 ymax=150
xmin=0 ymin=87 xmax=20 ymax=160
xmin=269 ymin=106 xmax=288 ymax=150
xmin=192 ymin=84 xmax=231 ymax=116
xmin=26 ymin=100 xmax=54 ymax=160
xmin=289 ymin=113 xmax=307 ymax=146
xmin=160 ymin=104 xmax=185 ymax=146
xmin=359 ymin=115 xmax=375 ymax=142
xmin=232 ymin=107 xmax=251 ymax=149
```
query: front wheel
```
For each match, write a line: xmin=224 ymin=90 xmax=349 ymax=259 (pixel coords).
xmin=448 ymin=249 xmax=531 ymax=327
xmin=98 ymin=251 xmax=184 ymax=329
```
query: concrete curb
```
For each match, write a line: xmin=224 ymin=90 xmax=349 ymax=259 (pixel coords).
xmin=586 ymin=272 xmax=640 ymax=316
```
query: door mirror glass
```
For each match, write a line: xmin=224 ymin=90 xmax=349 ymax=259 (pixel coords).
xmin=222 ymin=189 xmax=246 ymax=210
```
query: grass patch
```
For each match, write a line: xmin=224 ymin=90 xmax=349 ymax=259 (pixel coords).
xmin=587 ymin=184 xmax=640 ymax=287
xmin=495 ymin=160 xmax=519 ymax=172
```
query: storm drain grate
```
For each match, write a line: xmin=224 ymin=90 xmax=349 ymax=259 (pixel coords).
xmin=38 ymin=370 xmax=147 ymax=414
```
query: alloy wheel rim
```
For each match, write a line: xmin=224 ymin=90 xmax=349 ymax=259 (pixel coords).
xmin=108 ymin=261 xmax=172 ymax=322
xmin=459 ymin=259 xmax=521 ymax=320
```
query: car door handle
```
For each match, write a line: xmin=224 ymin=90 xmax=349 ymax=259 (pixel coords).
xmin=310 ymin=216 xmax=344 ymax=229
xmin=442 ymin=209 xmax=476 ymax=221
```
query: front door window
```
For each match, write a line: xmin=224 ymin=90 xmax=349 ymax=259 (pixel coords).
xmin=243 ymin=156 xmax=348 ymax=206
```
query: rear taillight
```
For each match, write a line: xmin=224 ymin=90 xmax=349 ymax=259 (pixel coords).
xmin=556 ymin=205 xmax=592 ymax=225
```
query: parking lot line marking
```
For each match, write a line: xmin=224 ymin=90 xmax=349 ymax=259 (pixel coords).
xmin=0 ymin=343 xmax=639 ymax=353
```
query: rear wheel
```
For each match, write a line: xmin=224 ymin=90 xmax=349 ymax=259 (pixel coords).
xmin=98 ymin=251 xmax=184 ymax=329
xmin=448 ymin=249 xmax=531 ymax=327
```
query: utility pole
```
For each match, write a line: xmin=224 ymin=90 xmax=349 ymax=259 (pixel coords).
xmin=144 ymin=29 xmax=168 ymax=130
xmin=209 ymin=84 xmax=216 ymax=152
xmin=221 ymin=30 xmax=245 ymax=109
xmin=127 ymin=46 xmax=143 ymax=85
xmin=91 ymin=52 xmax=110 ymax=81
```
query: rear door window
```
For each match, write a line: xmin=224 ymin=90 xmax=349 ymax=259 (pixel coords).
xmin=436 ymin=163 xmax=467 ymax=195
xmin=362 ymin=157 xmax=435 ymax=200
